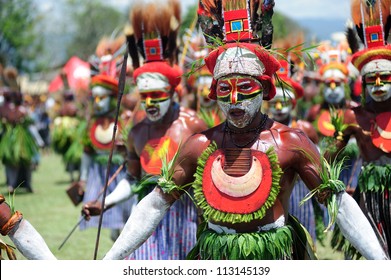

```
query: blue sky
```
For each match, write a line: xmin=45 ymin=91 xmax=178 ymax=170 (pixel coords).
xmin=35 ymin=0 xmax=352 ymax=41
xmin=36 ymin=0 xmax=351 ymax=21
xmin=112 ymin=0 xmax=351 ymax=20
xmin=35 ymin=0 xmax=350 ymax=20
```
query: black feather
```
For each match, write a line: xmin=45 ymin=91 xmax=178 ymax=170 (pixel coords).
xmin=384 ymin=15 xmax=391 ymax=42
xmin=126 ymin=34 xmax=140 ymax=70
xmin=346 ymin=26 xmax=360 ymax=54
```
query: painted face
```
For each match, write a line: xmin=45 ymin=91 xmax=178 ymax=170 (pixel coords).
xmin=216 ymin=76 xmax=263 ymax=128
xmin=364 ymin=71 xmax=391 ymax=102
xmin=92 ymin=86 xmax=112 ymax=116
xmin=323 ymin=78 xmax=346 ymax=104
xmin=197 ymin=75 xmax=215 ymax=108
xmin=269 ymin=87 xmax=294 ymax=122
xmin=140 ymin=91 xmax=171 ymax=122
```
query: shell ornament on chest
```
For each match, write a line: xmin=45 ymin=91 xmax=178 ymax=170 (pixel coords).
xmin=194 ymin=143 xmax=282 ymax=223
xmin=89 ymin=118 xmax=119 ymax=150
xmin=140 ymin=136 xmax=179 ymax=175
xmin=371 ymin=112 xmax=391 ymax=153
xmin=316 ymin=110 xmax=335 ymax=137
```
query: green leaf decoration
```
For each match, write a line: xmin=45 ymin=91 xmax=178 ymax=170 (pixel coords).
xmin=0 ymin=122 xmax=39 ymax=165
xmin=296 ymin=144 xmax=347 ymax=232
xmin=187 ymin=226 xmax=293 ymax=260
xmin=359 ymin=163 xmax=391 ymax=193
xmin=193 ymin=142 xmax=282 ymax=224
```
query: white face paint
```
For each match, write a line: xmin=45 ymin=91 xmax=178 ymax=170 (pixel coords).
xmin=140 ymin=98 xmax=171 ymax=122
xmin=269 ymin=87 xmax=294 ymax=122
xmin=216 ymin=76 xmax=264 ymax=128
xmin=321 ymin=69 xmax=347 ymax=105
xmin=218 ymin=94 xmax=263 ymax=128
xmin=366 ymin=83 xmax=391 ymax=102
xmin=364 ymin=71 xmax=391 ymax=102
xmin=323 ymin=80 xmax=346 ymax=104
xmin=92 ymin=86 xmax=112 ymax=116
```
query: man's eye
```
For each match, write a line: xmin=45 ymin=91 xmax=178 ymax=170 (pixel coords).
xmin=219 ymin=85 xmax=230 ymax=92
xmin=239 ymin=84 xmax=251 ymax=90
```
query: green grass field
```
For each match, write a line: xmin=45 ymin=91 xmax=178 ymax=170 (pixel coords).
xmin=0 ymin=151 xmax=344 ymax=260
xmin=0 ymin=152 xmax=114 ymax=260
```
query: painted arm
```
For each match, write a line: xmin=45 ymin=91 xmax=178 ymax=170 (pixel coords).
xmin=103 ymin=188 xmax=173 ymax=259
xmin=293 ymin=130 xmax=387 ymax=259
xmin=336 ymin=192 xmax=388 ymax=260
xmin=9 ymin=219 xmax=57 ymax=260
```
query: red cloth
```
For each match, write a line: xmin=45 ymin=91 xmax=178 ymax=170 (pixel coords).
xmin=133 ymin=61 xmax=183 ymax=90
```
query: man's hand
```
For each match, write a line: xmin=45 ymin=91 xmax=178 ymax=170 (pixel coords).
xmin=0 ymin=194 xmax=12 ymax=229
xmin=81 ymin=201 xmax=103 ymax=221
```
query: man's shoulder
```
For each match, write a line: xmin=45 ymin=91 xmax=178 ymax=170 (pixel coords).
xmin=272 ymin=120 xmax=311 ymax=142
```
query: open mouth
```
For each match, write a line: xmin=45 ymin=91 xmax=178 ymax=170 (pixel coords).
xmin=146 ymin=107 xmax=159 ymax=116
xmin=229 ymin=108 xmax=245 ymax=118
xmin=373 ymin=90 xmax=385 ymax=96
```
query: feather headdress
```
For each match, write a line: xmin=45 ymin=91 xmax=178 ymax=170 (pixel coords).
xmin=198 ymin=0 xmax=280 ymax=101
xmin=198 ymin=0 xmax=275 ymax=48
xmin=351 ymin=0 xmax=390 ymax=44
xmin=126 ymin=0 xmax=183 ymax=94
xmin=89 ymin=32 xmax=126 ymax=78
xmin=350 ymin=0 xmax=391 ymax=75
xmin=126 ymin=0 xmax=181 ymax=69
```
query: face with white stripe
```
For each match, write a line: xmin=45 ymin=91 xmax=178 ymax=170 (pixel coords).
xmin=91 ymin=86 xmax=112 ymax=116
xmin=322 ymin=69 xmax=346 ymax=105
xmin=137 ymin=72 xmax=173 ymax=122
xmin=216 ymin=75 xmax=263 ymax=128
xmin=140 ymin=91 xmax=172 ymax=122
xmin=269 ymin=87 xmax=294 ymax=122
xmin=364 ymin=70 xmax=391 ymax=102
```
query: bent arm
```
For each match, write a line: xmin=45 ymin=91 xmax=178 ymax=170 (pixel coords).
xmin=104 ymin=178 xmax=135 ymax=208
xmin=103 ymin=188 xmax=173 ymax=260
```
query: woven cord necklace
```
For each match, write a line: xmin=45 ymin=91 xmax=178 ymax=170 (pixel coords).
xmin=224 ymin=113 xmax=268 ymax=148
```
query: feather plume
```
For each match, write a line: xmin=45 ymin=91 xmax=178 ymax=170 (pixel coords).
xmin=351 ymin=0 xmax=390 ymax=28
xmin=130 ymin=2 xmax=144 ymax=40
xmin=198 ymin=0 xmax=224 ymax=44
xmin=199 ymin=0 xmax=274 ymax=47
xmin=351 ymin=0 xmax=391 ymax=43
xmin=124 ymin=24 xmax=140 ymax=69
xmin=95 ymin=35 xmax=125 ymax=58
xmin=129 ymin=0 xmax=181 ymax=64
xmin=346 ymin=20 xmax=361 ymax=54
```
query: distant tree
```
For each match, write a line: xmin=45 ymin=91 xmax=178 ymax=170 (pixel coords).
xmin=0 ymin=0 xmax=44 ymax=72
xmin=273 ymin=11 xmax=305 ymax=42
xmin=65 ymin=0 xmax=127 ymax=61
xmin=180 ymin=4 xmax=198 ymax=37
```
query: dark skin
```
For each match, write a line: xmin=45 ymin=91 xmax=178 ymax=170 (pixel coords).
xmin=273 ymin=108 xmax=319 ymax=145
xmin=126 ymin=102 xmax=208 ymax=178
xmin=294 ymin=120 xmax=319 ymax=144
xmin=0 ymin=91 xmax=27 ymax=125
xmin=163 ymin=110 xmax=324 ymax=232
xmin=336 ymin=96 xmax=391 ymax=162
xmin=82 ymin=99 xmax=207 ymax=217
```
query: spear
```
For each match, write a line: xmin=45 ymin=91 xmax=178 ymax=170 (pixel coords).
xmin=58 ymin=162 xmax=125 ymax=251
xmin=93 ymin=48 xmax=128 ymax=260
